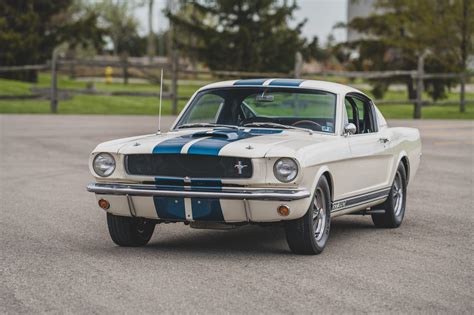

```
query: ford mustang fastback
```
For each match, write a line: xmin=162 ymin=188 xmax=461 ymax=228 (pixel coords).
xmin=87 ymin=78 xmax=421 ymax=254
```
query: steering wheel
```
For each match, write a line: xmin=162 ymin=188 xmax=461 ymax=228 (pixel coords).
xmin=292 ymin=120 xmax=323 ymax=131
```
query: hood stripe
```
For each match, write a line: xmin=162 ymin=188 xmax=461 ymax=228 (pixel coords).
xmin=153 ymin=129 xmax=283 ymax=156
xmin=152 ymin=134 xmax=194 ymax=154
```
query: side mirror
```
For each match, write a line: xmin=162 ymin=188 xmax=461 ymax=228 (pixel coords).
xmin=344 ymin=123 xmax=356 ymax=136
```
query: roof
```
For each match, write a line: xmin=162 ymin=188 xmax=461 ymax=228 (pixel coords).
xmin=197 ymin=78 xmax=367 ymax=97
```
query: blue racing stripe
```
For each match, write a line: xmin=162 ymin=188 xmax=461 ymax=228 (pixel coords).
xmin=155 ymin=177 xmax=185 ymax=190
xmin=249 ymin=128 xmax=283 ymax=134
xmin=269 ymin=79 xmax=305 ymax=87
xmin=187 ymin=138 xmax=233 ymax=155
xmin=187 ymin=130 xmax=255 ymax=155
xmin=152 ymin=134 xmax=194 ymax=154
xmin=234 ymin=79 xmax=267 ymax=86
xmin=153 ymin=196 xmax=186 ymax=220
xmin=191 ymin=198 xmax=224 ymax=221
xmin=190 ymin=179 xmax=222 ymax=189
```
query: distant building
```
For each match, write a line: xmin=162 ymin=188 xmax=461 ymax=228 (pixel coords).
xmin=347 ymin=0 xmax=377 ymax=42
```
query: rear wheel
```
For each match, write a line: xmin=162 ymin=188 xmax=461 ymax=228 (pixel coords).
xmin=107 ymin=213 xmax=155 ymax=246
xmin=372 ymin=162 xmax=407 ymax=228
xmin=285 ymin=176 xmax=331 ymax=255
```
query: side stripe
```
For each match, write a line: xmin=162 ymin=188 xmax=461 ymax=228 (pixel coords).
xmin=331 ymin=187 xmax=391 ymax=212
xmin=268 ymin=79 xmax=305 ymax=87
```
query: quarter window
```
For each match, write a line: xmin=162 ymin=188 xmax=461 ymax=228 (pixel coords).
xmin=344 ymin=95 xmax=377 ymax=134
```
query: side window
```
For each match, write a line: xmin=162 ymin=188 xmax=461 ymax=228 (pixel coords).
xmin=185 ymin=93 xmax=224 ymax=124
xmin=345 ymin=95 xmax=377 ymax=134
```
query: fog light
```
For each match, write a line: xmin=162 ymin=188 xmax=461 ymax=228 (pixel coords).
xmin=98 ymin=199 xmax=110 ymax=210
xmin=277 ymin=205 xmax=290 ymax=216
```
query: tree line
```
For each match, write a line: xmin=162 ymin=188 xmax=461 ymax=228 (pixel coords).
xmin=0 ymin=0 xmax=472 ymax=101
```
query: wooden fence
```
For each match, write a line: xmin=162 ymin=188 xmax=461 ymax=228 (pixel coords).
xmin=0 ymin=56 xmax=472 ymax=118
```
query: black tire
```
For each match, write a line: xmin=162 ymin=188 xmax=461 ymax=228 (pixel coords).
xmin=372 ymin=162 xmax=407 ymax=228
xmin=285 ymin=176 xmax=331 ymax=255
xmin=107 ymin=213 xmax=155 ymax=247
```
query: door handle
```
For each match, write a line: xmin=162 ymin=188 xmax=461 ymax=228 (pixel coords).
xmin=379 ymin=137 xmax=389 ymax=144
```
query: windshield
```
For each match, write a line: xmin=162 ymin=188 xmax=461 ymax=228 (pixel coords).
xmin=175 ymin=87 xmax=337 ymax=133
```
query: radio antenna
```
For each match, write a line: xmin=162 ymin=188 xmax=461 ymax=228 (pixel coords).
xmin=158 ymin=68 xmax=163 ymax=133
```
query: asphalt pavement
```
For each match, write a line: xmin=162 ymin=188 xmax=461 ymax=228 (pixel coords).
xmin=1 ymin=115 xmax=473 ymax=313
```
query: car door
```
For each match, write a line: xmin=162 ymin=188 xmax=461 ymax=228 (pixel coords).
xmin=344 ymin=93 xmax=393 ymax=195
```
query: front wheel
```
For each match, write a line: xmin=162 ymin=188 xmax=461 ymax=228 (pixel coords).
xmin=107 ymin=213 xmax=155 ymax=246
xmin=372 ymin=162 xmax=407 ymax=228
xmin=285 ymin=176 xmax=331 ymax=255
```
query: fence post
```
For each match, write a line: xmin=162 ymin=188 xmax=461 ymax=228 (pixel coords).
xmin=294 ymin=51 xmax=303 ymax=79
xmin=122 ymin=56 xmax=129 ymax=85
xmin=50 ymin=48 xmax=59 ymax=113
xmin=414 ymin=54 xmax=425 ymax=119
xmin=171 ymin=49 xmax=179 ymax=115
xmin=460 ymin=73 xmax=466 ymax=113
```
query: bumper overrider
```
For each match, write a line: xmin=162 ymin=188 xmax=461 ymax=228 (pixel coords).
xmin=87 ymin=182 xmax=312 ymax=223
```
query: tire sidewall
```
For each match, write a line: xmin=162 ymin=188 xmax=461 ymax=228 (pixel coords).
xmin=390 ymin=163 xmax=407 ymax=225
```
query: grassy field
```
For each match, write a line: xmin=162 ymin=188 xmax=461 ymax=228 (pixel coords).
xmin=0 ymin=73 xmax=473 ymax=119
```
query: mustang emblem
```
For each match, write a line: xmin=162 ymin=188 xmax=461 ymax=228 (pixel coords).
xmin=234 ymin=160 xmax=248 ymax=175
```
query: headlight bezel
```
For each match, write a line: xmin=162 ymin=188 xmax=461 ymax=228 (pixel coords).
xmin=273 ymin=157 xmax=299 ymax=183
xmin=93 ymin=153 xmax=116 ymax=177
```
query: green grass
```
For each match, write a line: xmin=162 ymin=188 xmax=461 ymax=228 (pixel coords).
xmin=377 ymin=104 xmax=474 ymax=119
xmin=0 ymin=73 xmax=472 ymax=119
xmin=0 ymin=78 xmax=33 ymax=95
xmin=0 ymin=95 xmax=188 ymax=115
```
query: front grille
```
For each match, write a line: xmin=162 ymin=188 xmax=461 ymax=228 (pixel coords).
xmin=125 ymin=154 xmax=253 ymax=179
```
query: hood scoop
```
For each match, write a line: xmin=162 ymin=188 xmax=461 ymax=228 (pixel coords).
xmin=192 ymin=129 xmax=245 ymax=140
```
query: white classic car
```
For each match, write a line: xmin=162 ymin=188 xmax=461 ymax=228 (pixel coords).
xmin=87 ymin=79 xmax=421 ymax=254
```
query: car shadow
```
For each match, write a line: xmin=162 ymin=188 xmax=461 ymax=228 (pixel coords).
xmin=134 ymin=216 xmax=380 ymax=256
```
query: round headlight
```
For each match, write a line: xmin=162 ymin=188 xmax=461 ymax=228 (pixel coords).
xmin=273 ymin=158 xmax=298 ymax=183
xmin=93 ymin=153 xmax=116 ymax=177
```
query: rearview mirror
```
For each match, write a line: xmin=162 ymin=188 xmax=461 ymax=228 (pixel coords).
xmin=256 ymin=94 xmax=274 ymax=102
xmin=344 ymin=123 xmax=356 ymax=136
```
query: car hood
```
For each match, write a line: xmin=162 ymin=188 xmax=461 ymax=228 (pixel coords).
xmin=96 ymin=128 xmax=333 ymax=159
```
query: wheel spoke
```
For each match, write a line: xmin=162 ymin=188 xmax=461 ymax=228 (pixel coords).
xmin=312 ymin=189 xmax=327 ymax=242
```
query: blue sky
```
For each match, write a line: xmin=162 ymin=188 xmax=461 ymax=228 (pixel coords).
xmin=135 ymin=0 xmax=348 ymax=44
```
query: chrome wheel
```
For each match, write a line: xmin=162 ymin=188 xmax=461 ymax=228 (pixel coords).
xmin=312 ymin=188 xmax=327 ymax=242
xmin=392 ymin=172 xmax=403 ymax=216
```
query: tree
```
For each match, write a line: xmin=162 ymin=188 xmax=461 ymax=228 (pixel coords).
xmin=167 ymin=0 xmax=308 ymax=73
xmin=95 ymin=0 xmax=141 ymax=56
xmin=0 ymin=0 xmax=104 ymax=82
xmin=345 ymin=0 xmax=474 ymax=100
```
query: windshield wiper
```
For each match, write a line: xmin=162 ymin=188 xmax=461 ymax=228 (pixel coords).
xmin=243 ymin=122 xmax=313 ymax=134
xmin=177 ymin=123 xmax=239 ymax=130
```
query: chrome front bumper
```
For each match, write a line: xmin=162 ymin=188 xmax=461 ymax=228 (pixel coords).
xmin=87 ymin=182 xmax=310 ymax=201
